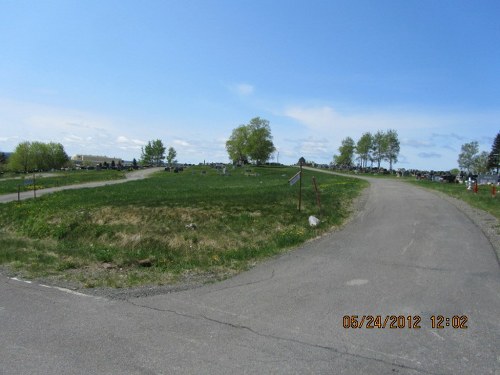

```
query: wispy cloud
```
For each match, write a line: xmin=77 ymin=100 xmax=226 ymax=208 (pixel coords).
xmin=418 ymin=152 xmax=442 ymax=159
xmin=173 ymin=139 xmax=191 ymax=147
xmin=401 ymin=139 xmax=435 ymax=148
xmin=431 ymin=133 xmax=466 ymax=141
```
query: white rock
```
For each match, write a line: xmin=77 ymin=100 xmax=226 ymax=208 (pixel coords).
xmin=308 ymin=216 xmax=320 ymax=227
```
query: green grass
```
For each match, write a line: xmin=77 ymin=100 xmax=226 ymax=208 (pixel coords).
xmin=407 ymin=179 xmax=500 ymax=219
xmin=0 ymin=166 xmax=367 ymax=288
xmin=0 ymin=170 xmax=126 ymax=194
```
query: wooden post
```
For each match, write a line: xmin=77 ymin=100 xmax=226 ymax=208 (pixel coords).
xmin=312 ymin=176 xmax=321 ymax=215
xmin=298 ymin=163 xmax=302 ymax=211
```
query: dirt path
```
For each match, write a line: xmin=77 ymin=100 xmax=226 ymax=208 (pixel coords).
xmin=0 ymin=167 xmax=163 ymax=203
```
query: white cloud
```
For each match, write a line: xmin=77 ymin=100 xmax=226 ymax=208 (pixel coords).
xmin=0 ymin=136 xmax=19 ymax=142
xmin=229 ymin=83 xmax=255 ymax=96
xmin=173 ymin=139 xmax=191 ymax=147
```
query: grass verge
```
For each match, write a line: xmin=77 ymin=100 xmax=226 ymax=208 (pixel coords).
xmin=0 ymin=170 xmax=126 ymax=195
xmin=406 ymin=179 xmax=499 ymax=219
xmin=0 ymin=166 xmax=367 ymax=288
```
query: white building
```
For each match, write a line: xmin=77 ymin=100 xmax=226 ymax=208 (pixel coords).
xmin=71 ymin=154 xmax=123 ymax=166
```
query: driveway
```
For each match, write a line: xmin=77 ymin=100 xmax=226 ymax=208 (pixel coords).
xmin=1 ymin=176 xmax=499 ymax=374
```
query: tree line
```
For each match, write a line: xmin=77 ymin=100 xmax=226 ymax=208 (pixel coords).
xmin=5 ymin=141 xmax=69 ymax=173
xmin=333 ymin=130 xmax=400 ymax=171
xmin=458 ymin=131 xmax=500 ymax=174
xmin=0 ymin=139 xmax=179 ymax=173
xmin=140 ymin=139 xmax=177 ymax=167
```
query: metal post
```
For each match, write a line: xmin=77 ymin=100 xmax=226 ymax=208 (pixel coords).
xmin=33 ymin=172 xmax=36 ymax=199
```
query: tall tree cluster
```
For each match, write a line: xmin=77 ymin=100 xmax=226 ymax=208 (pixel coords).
xmin=226 ymin=117 xmax=275 ymax=165
xmin=457 ymin=132 xmax=500 ymax=174
xmin=8 ymin=141 xmax=69 ymax=173
xmin=333 ymin=129 xmax=400 ymax=171
xmin=487 ymin=132 xmax=500 ymax=173
xmin=457 ymin=141 xmax=491 ymax=174
xmin=141 ymin=139 xmax=166 ymax=166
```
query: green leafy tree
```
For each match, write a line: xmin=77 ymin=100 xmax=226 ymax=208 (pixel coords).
xmin=166 ymin=146 xmax=177 ymax=168
xmin=8 ymin=141 xmax=32 ymax=173
xmin=472 ymin=151 xmax=490 ymax=174
xmin=384 ymin=129 xmax=400 ymax=172
xmin=46 ymin=142 xmax=69 ymax=170
xmin=226 ymin=125 xmax=250 ymax=165
xmin=246 ymin=117 xmax=275 ymax=164
xmin=487 ymin=132 xmax=500 ymax=173
xmin=335 ymin=137 xmax=355 ymax=167
xmin=458 ymin=141 xmax=479 ymax=173
xmin=0 ymin=152 xmax=7 ymax=172
xmin=372 ymin=130 xmax=388 ymax=170
xmin=226 ymin=117 xmax=275 ymax=165
xmin=141 ymin=139 xmax=166 ymax=166
xmin=30 ymin=141 xmax=49 ymax=170
xmin=356 ymin=132 xmax=372 ymax=168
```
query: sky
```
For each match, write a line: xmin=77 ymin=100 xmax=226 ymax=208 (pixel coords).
xmin=0 ymin=0 xmax=499 ymax=170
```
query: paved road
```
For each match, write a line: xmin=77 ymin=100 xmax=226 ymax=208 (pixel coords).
xmin=0 ymin=168 xmax=163 ymax=203
xmin=1 ymin=177 xmax=499 ymax=374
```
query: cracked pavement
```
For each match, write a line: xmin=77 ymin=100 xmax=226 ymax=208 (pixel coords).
xmin=1 ymin=177 xmax=499 ymax=374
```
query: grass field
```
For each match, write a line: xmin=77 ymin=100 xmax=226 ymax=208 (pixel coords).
xmin=0 ymin=166 xmax=367 ymax=288
xmin=0 ymin=170 xmax=126 ymax=194
xmin=407 ymin=179 xmax=500 ymax=219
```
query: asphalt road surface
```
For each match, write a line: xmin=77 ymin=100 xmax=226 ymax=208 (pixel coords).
xmin=1 ymin=177 xmax=499 ymax=374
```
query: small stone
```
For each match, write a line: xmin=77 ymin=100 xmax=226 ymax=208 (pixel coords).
xmin=138 ymin=259 xmax=153 ymax=267
xmin=185 ymin=223 xmax=197 ymax=230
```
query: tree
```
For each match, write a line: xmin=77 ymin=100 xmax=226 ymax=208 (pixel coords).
xmin=472 ymin=151 xmax=489 ymax=174
xmin=458 ymin=141 xmax=479 ymax=173
xmin=141 ymin=139 xmax=166 ymax=166
xmin=166 ymin=146 xmax=177 ymax=168
xmin=384 ymin=129 xmax=400 ymax=172
xmin=7 ymin=141 xmax=69 ymax=172
xmin=226 ymin=125 xmax=250 ymax=165
xmin=246 ymin=117 xmax=275 ymax=164
xmin=226 ymin=117 xmax=275 ymax=165
xmin=0 ymin=152 xmax=6 ymax=173
xmin=46 ymin=142 xmax=69 ymax=170
xmin=487 ymin=132 xmax=500 ymax=173
xmin=356 ymin=132 xmax=372 ymax=168
xmin=335 ymin=137 xmax=355 ymax=167
xmin=8 ymin=141 xmax=32 ymax=173
xmin=30 ymin=141 xmax=49 ymax=171
xmin=132 ymin=158 xmax=138 ymax=169
xmin=372 ymin=130 xmax=388 ymax=170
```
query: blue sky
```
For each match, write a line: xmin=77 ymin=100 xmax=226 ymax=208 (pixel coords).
xmin=0 ymin=0 xmax=498 ymax=170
